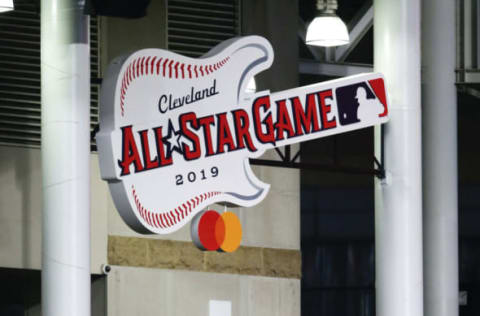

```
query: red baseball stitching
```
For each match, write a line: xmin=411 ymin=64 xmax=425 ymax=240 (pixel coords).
xmin=131 ymin=185 xmax=221 ymax=230
xmin=119 ymin=56 xmax=231 ymax=117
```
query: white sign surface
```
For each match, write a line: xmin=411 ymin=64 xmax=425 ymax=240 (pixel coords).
xmin=97 ymin=36 xmax=389 ymax=234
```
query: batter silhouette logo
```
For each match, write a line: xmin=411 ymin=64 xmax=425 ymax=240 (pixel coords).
xmin=97 ymin=36 xmax=389 ymax=245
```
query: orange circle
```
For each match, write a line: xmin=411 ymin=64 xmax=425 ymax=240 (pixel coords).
xmin=219 ymin=212 xmax=242 ymax=252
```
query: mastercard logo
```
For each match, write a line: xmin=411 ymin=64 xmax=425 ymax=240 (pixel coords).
xmin=191 ymin=210 xmax=242 ymax=252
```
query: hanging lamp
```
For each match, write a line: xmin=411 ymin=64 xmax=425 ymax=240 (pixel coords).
xmin=306 ymin=0 xmax=349 ymax=47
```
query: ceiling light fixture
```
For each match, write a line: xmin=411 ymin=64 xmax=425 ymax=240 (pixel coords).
xmin=306 ymin=0 xmax=349 ymax=47
xmin=0 ymin=0 xmax=14 ymax=13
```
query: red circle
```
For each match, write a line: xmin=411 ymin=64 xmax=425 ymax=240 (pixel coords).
xmin=198 ymin=211 xmax=225 ymax=250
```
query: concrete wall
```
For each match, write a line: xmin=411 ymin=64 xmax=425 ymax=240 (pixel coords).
xmin=242 ymin=0 xmax=299 ymax=93
xmin=0 ymin=146 xmax=108 ymax=274
xmin=0 ymin=148 xmax=300 ymax=315
xmin=100 ymin=0 xmax=167 ymax=71
xmin=107 ymin=266 xmax=299 ymax=316
xmin=0 ymin=0 xmax=301 ymax=315
xmin=101 ymin=1 xmax=301 ymax=315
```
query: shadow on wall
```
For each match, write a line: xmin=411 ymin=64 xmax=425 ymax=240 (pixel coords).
xmin=0 ymin=268 xmax=40 ymax=315
xmin=0 ymin=268 xmax=106 ymax=315
xmin=0 ymin=305 xmax=23 ymax=316
xmin=16 ymin=148 xmax=34 ymax=269
xmin=0 ymin=146 xmax=40 ymax=270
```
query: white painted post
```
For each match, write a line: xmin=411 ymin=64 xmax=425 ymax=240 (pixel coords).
xmin=422 ymin=0 xmax=459 ymax=315
xmin=41 ymin=0 xmax=91 ymax=315
xmin=374 ymin=0 xmax=423 ymax=316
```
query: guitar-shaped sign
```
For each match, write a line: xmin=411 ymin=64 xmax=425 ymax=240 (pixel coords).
xmin=97 ymin=36 xmax=389 ymax=235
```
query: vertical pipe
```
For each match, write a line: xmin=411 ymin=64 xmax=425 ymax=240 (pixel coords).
xmin=374 ymin=0 xmax=423 ymax=316
xmin=422 ymin=0 xmax=459 ymax=315
xmin=41 ymin=1 xmax=91 ymax=315
xmin=477 ymin=0 xmax=480 ymax=67
xmin=456 ymin=0 xmax=464 ymax=83
xmin=464 ymin=0 xmax=474 ymax=69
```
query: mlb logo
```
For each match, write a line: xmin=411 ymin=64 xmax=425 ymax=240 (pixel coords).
xmin=335 ymin=78 xmax=388 ymax=126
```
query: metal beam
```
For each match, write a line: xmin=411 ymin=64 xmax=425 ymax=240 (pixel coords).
xmin=457 ymin=68 xmax=480 ymax=83
xmin=335 ymin=2 xmax=373 ymax=62
xmin=456 ymin=0 xmax=480 ymax=84
xmin=249 ymin=159 xmax=383 ymax=177
xmin=477 ymin=0 xmax=480 ymax=68
xmin=458 ymin=85 xmax=480 ymax=98
xmin=299 ymin=60 xmax=373 ymax=77
xmin=463 ymin=0 xmax=476 ymax=69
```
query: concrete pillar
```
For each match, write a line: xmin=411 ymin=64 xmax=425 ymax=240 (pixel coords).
xmin=41 ymin=0 xmax=91 ymax=315
xmin=422 ymin=0 xmax=459 ymax=315
xmin=242 ymin=0 xmax=299 ymax=91
xmin=374 ymin=0 xmax=423 ymax=315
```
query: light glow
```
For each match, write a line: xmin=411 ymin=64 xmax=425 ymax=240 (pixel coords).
xmin=0 ymin=0 xmax=14 ymax=13
xmin=245 ymin=77 xmax=256 ymax=94
xmin=306 ymin=15 xmax=349 ymax=47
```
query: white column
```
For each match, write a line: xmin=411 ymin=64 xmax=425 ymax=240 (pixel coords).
xmin=41 ymin=0 xmax=91 ymax=315
xmin=374 ymin=0 xmax=423 ymax=316
xmin=422 ymin=0 xmax=459 ymax=316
